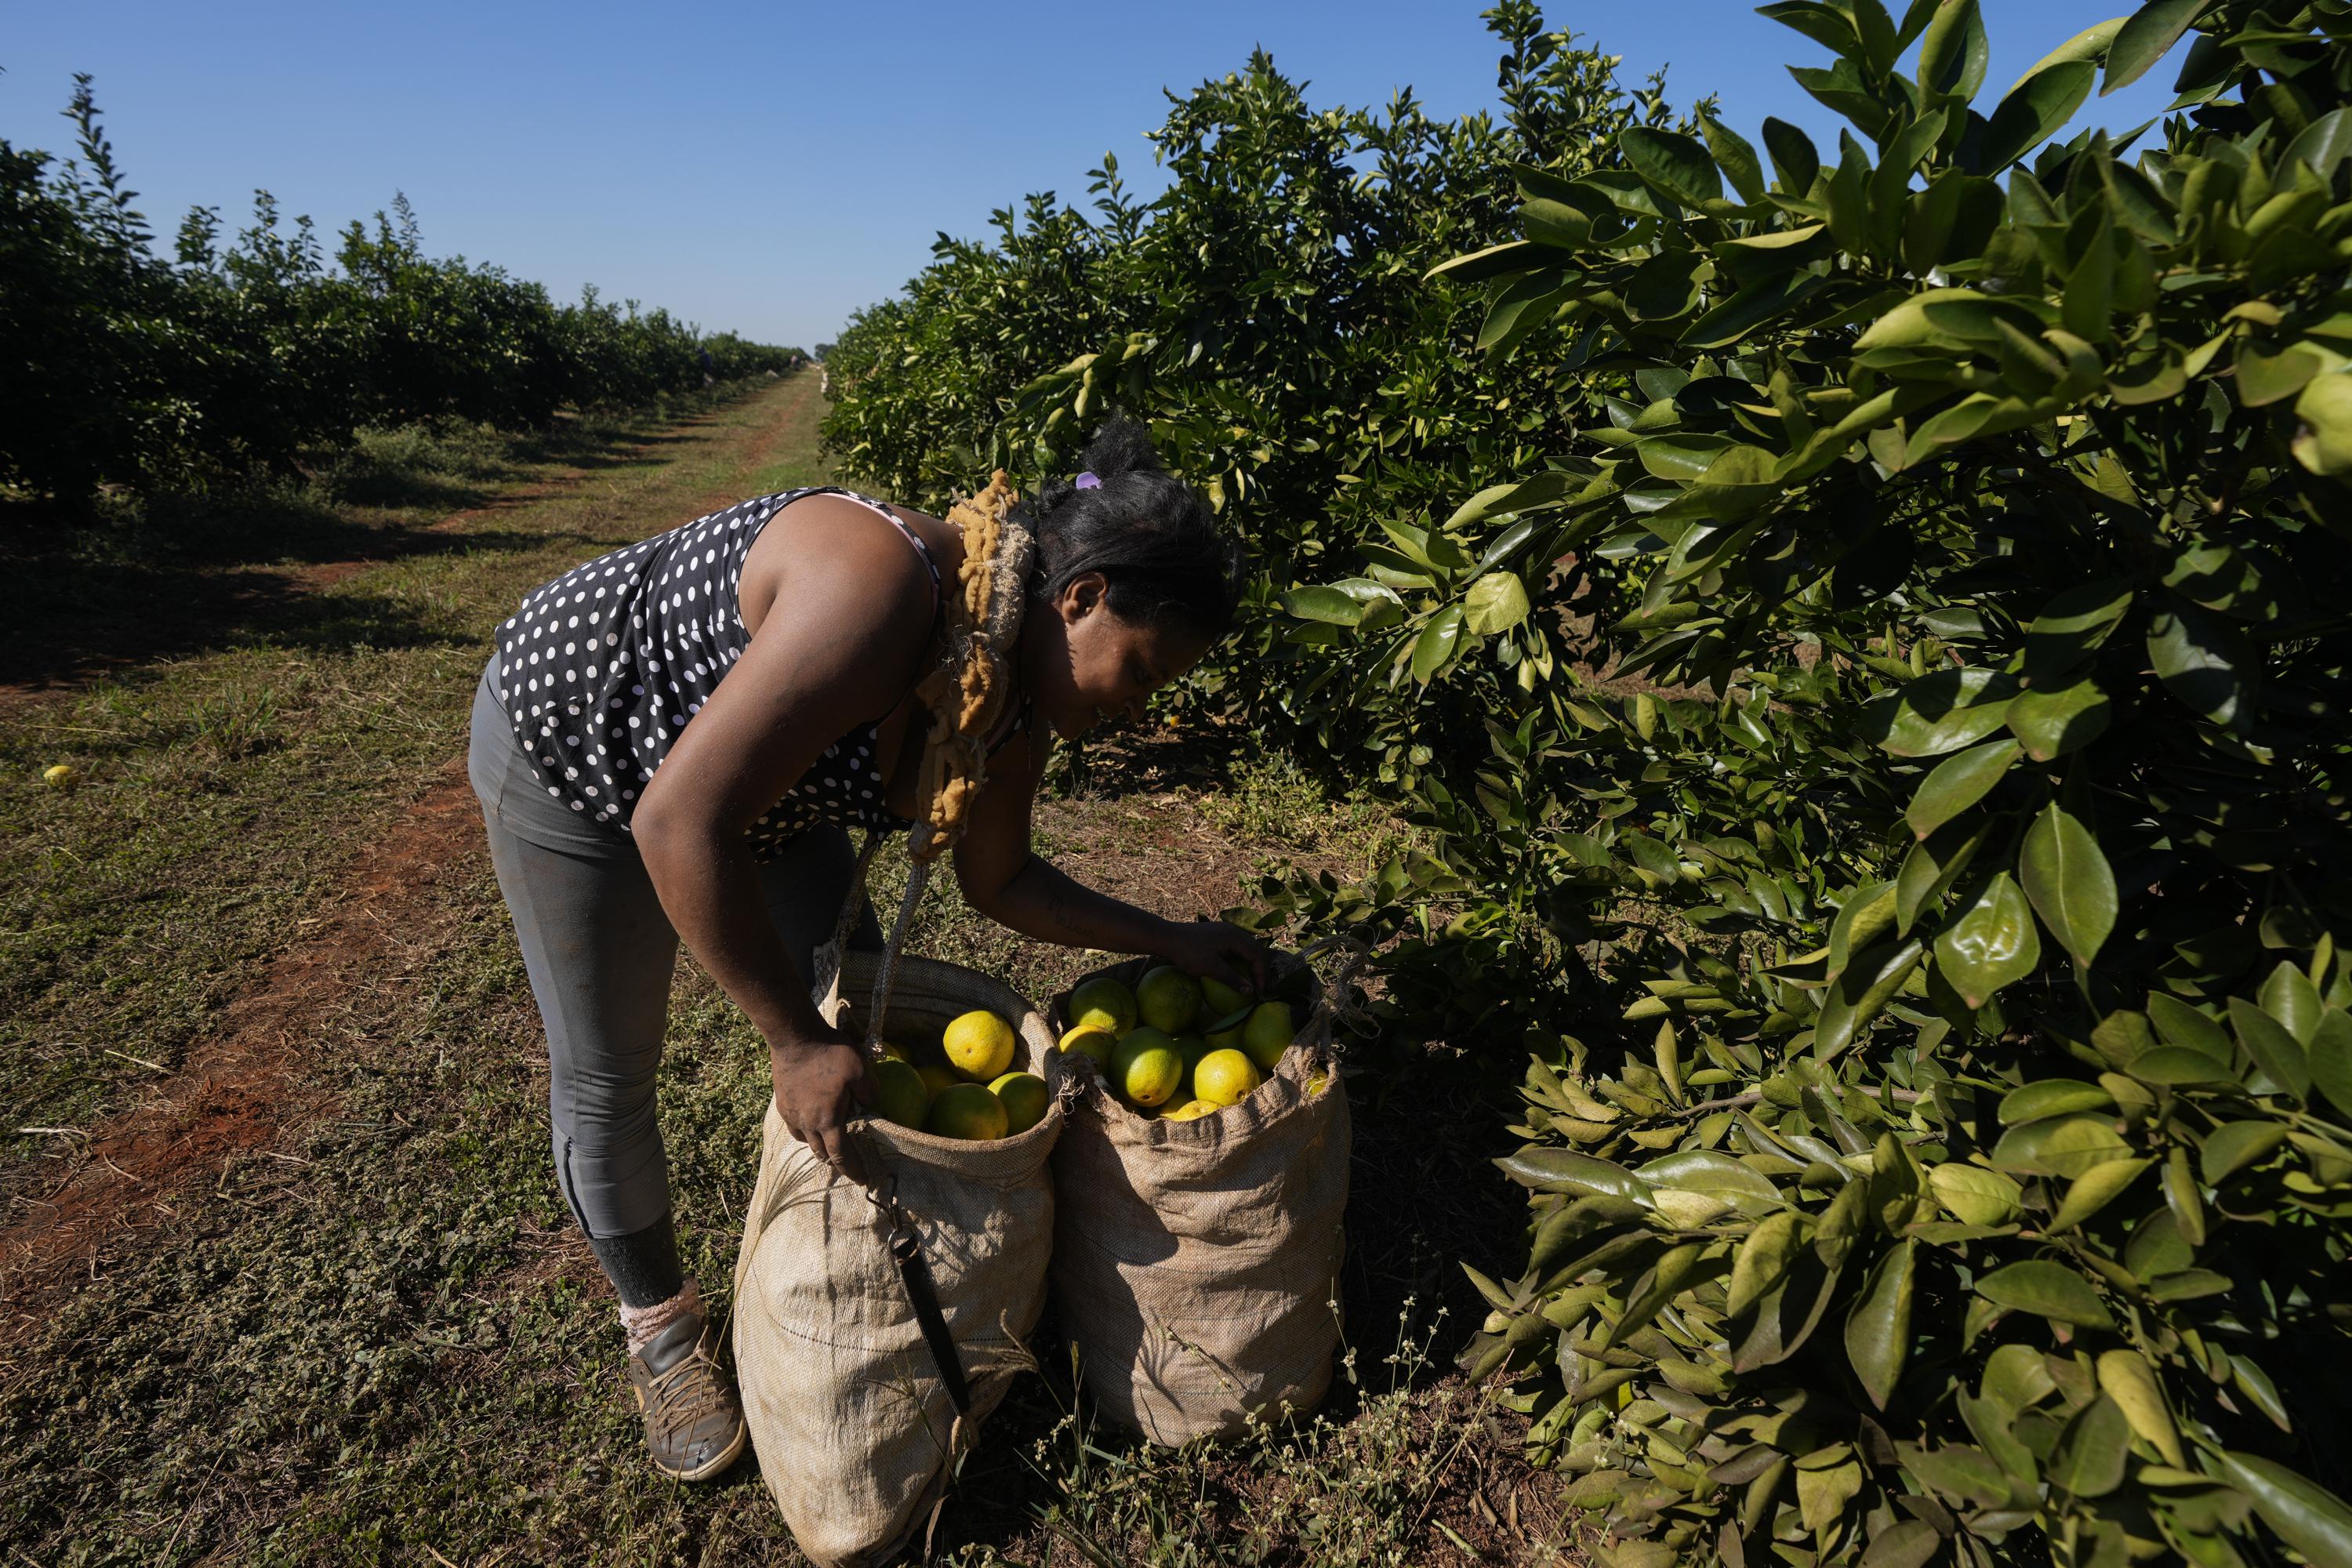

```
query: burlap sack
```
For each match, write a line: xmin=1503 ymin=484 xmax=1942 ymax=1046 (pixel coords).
xmin=1044 ymin=949 xmax=1355 ymax=1445
xmin=732 ymin=951 xmax=1061 ymax=1568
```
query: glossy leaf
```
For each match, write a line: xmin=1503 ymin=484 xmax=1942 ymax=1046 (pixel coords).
xmin=2046 ymin=1394 xmax=2130 ymax=1498
xmin=2005 ymin=677 xmax=2111 ymax=760
xmin=1978 ymin=60 xmax=2096 ymax=171
xmin=2230 ymin=996 xmax=2310 ymax=1098
xmin=1973 ymin=1258 xmax=2114 ymax=1328
xmin=1619 ymin=127 xmax=1722 ymax=209
xmin=1935 ymin=872 xmax=2042 ymax=1007
xmin=1904 ymin=738 xmax=2019 ymax=840
xmin=2020 ymin=802 xmax=2117 ymax=968
xmin=2215 ymin=1451 xmax=2352 ymax=1566
xmin=1410 ymin=604 xmax=1465 ymax=684
xmin=2103 ymin=0 xmax=2210 ymax=95
xmin=1844 ymin=1240 xmax=1916 ymax=1410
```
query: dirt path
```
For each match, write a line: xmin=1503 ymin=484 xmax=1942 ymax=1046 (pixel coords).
xmin=0 ymin=379 xmax=820 ymax=1335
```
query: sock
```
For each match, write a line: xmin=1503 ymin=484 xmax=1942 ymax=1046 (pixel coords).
xmin=618 ymin=1278 xmax=703 ymax=1359
xmin=587 ymin=1215 xmax=685 ymax=1308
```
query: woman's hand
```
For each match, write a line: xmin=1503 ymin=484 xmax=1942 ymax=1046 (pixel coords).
xmin=770 ymin=1028 xmax=877 ymax=1184
xmin=1154 ymin=919 xmax=1275 ymax=993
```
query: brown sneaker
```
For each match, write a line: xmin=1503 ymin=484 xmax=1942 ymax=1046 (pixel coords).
xmin=625 ymin=1310 xmax=748 ymax=1481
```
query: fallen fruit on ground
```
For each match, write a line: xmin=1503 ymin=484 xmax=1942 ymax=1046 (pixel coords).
xmin=1199 ymin=973 xmax=1250 ymax=1018
xmin=1058 ymin=1023 xmax=1116 ymax=1066
xmin=1135 ymin=966 xmax=1201 ymax=1033
xmin=1240 ymin=1001 xmax=1294 ymax=1073
xmin=1163 ymin=1099 xmax=1215 ymax=1122
xmin=989 ymin=1070 xmax=1049 ymax=1135
xmin=42 ymin=764 xmax=81 ymax=789
xmin=1068 ymin=976 xmax=1138 ymax=1036
xmin=871 ymin=1058 xmax=930 ymax=1129
xmin=924 ymin=1082 xmax=1008 ymax=1141
xmin=1109 ymin=1028 xmax=1183 ymax=1109
xmin=1191 ymin=1047 xmax=1261 ymax=1108
xmin=943 ymin=1008 xmax=1016 ymax=1081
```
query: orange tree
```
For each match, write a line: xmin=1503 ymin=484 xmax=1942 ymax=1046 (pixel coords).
xmin=1303 ymin=2 xmax=2352 ymax=1563
xmin=825 ymin=2 xmax=2352 ymax=1561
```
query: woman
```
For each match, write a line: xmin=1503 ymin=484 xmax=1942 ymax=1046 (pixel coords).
xmin=465 ymin=417 xmax=1267 ymax=1480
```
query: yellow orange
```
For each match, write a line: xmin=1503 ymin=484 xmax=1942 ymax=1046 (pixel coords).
xmin=1192 ymin=1047 xmax=1262 ymax=1108
xmin=1068 ymin=977 xmax=1137 ymax=1036
xmin=1109 ymin=1028 xmax=1184 ymax=1110
xmin=944 ymin=1009 xmax=1017 ymax=1081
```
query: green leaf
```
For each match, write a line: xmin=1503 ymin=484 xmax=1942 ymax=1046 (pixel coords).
xmin=2259 ymin=960 xmax=2322 ymax=1044
xmin=2312 ymin=1009 xmax=2352 ymax=1114
xmin=1844 ymin=1240 xmax=1916 ymax=1411
xmin=2021 ymin=577 xmax=2133 ymax=684
xmin=2213 ymin=1450 xmax=2352 ymax=1566
xmin=2098 ymin=1348 xmax=2187 ymax=1468
xmin=2013 ymin=19 xmax=2126 ymax=96
xmin=1919 ymin=0 xmax=1989 ymax=99
xmin=1858 ymin=1520 xmax=1940 ymax=1568
xmin=1281 ymin=586 xmax=1366 ymax=626
xmin=2149 ymin=992 xmax=2234 ymax=1060
xmin=2293 ymin=371 xmax=2352 ymax=477
xmin=2238 ymin=344 xmax=2322 ymax=407
xmin=1638 ymin=1149 xmax=1783 ymax=1215
xmin=1991 ymin=1112 xmax=2131 ymax=1179
xmin=1699 ymin=113 xmax=1766 ymax=204
xmin=1860 ymin=667 xmax=2018 ymax=757
xmin=1900 ymin=1443 xmax=2010 ymax=1508
xmin=1636 ymin=434 xmax=1734 ymax=483
xmin=1973 ymin=1258 xmax=2114 ymax=1329
xmin=1928 ymin=1161 xmax=2024 ymax=1226
xmin=1619 ymin=127 xmax=1722 ymax=209
xmin=1410 ymin=605 xmax=1465 ymax=684
xmin=1978 ymin=60 xmax=2096 ymax=172
xmin=2200 ymin=1120 xmax=2287 ymax=1185
xmin=1425 ymin=239 xmax=1541 ymax=284
xmin=2006 ymin=678 xmax=2112 ymax=760
xmin=2020 ymin=802 xmax=2118 ymax=969
xmin=2046 ymin=1394 xmax=2131 ymax=1498
xmin=1495 ymin=1147 xmax=1653 ymax=1204
xmin=2282 ymin=107 xmax=2352 ymax=183
xmin=1904 ymin=738 xmax=2019 ymax=840
xmin=2103 ymin=0 xmax=2211 ymax=96
xmin=1727 ymin=1209 xmax=1806 ymax=1319
xmin=2050 ymin=1157 xmax=2151 ymax=1229
xmin=2147 ymin=599 xmax=2252 ymax=731
xmin=1464 ymin=572 xmax=1530 ymax=635
xmin=1762 ymin=116 xmax=1821 ymax=194
xmin=1998 ymin=1078 xmax=2114 ymax=1124
xmin=2230 ymin=996 xmax=2310 ymax=1098
xmin=1935 ymin=873 xmax=2042 ymax=1007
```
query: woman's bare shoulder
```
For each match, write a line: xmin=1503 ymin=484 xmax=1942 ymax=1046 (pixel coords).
xmin=739 ymin=492 xmax=941 ymax=634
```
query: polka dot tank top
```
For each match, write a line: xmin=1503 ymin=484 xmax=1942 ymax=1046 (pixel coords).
xmin=493 ymin=486 xmax=943 ymax=859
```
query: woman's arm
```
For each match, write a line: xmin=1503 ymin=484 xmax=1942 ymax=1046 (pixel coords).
xmin=630 ymin=519 xmax=934 ymax=1180
xmin=953 ymin=731 xmax=1269 ymax=989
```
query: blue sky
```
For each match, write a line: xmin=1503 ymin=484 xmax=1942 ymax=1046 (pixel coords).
xmin=3 ymin=2 xmax=2184 ymax=352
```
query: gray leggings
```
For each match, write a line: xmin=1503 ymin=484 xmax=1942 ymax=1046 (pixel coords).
xmin=466 ymin=655 xmax=879 ymax=1239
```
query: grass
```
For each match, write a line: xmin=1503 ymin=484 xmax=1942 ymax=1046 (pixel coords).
xmin=0 ymin=377 xmax=1573 ymax=1566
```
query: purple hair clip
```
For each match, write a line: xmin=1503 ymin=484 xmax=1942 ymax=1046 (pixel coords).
xmin=1073 ymin=471 xmax=1102 ymax=489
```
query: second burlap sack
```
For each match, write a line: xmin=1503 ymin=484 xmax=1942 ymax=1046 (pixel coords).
xmin=732 ymin=950 xmax=1060 ymax=1568
xmin=1047 ymin=949 xmax=1353 ymax=1445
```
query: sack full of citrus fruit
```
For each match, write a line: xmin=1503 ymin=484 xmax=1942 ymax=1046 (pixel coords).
xmin=1043 ymin=939 xmax=1359 ymax=1444
xmin=733 ymin=947 xmax=1062 ymax=1567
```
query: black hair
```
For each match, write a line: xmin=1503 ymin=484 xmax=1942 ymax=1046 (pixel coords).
xmin=1015 ymin=416 xmax=1243 ymax=639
